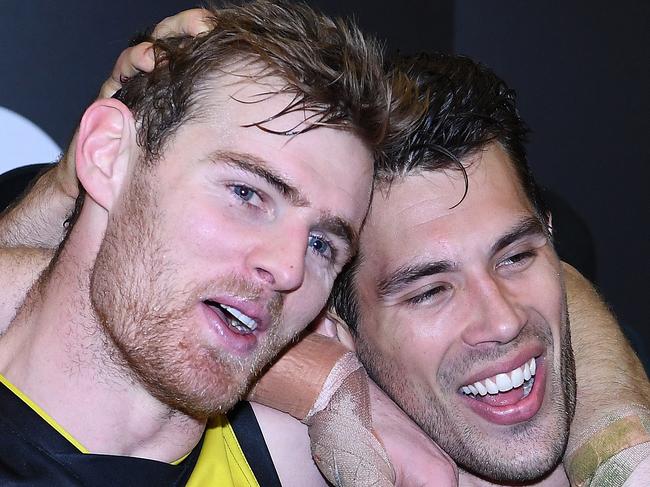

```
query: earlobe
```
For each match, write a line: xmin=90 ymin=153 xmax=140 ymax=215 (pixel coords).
xmin=325 ymin=310 xmax=357 ymax=352
xmin=76 ymin=99 xmax=136 ymax=210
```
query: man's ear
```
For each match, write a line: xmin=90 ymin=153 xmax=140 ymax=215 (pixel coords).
xmin=75 ymin=98 xmax=136 ymax=210
xmin=325 ymin=310 xmax=356 ymax=352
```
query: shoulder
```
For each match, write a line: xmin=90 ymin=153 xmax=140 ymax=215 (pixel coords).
xmin=250 ymin=402 xmax=328 ymax=487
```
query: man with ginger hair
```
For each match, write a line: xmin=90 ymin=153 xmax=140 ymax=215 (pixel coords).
xmin=0 ymin=2 xmax=419 ymax=485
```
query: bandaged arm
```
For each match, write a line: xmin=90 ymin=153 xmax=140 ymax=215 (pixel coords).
xmin=563 ymin=263 xmax=650 ymax=486
xmin=249 ymin=330 xmax=457 ymax=487
xmin=249 ymin=332 xmax=395 ymax=485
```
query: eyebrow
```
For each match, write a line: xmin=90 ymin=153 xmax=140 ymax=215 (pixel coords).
xmin=376 ymin=216 xmax=547 ymax=300
xmin=209 ymin=150 xmax=309 ymax=207
xmin=317 ymin=213 xmax=359 ymax=261
xmin=489 ymin=216 xmax=548 ymax=256
xmin=377 ymin=260 xmax=457 ymax=299
xmin=209 ymin=149 xmax=358 ymax=258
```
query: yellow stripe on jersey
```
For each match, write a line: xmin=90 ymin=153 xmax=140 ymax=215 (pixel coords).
xmin=0 ymin=372 xmax=89 ymax=453
xmin=186 ymin=414 xmax=260 ymax=486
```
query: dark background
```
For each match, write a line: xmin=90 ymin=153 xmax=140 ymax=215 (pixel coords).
xmin=1 ymin=1 xmax=648 ymax=360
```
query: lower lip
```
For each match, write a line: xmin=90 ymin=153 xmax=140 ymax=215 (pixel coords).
xmin=461 ymin=356 xmax=547 ymax=426
xmin=200 ymin=302 xmax=260 ymax=355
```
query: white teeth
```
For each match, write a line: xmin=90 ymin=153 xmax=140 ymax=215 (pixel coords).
xmin=495 ymin=373 xmax=513 ymax=392
xmin=511 ymin=367 xmax=525 ymax=388
xmin=524 ymin=362 xmax=531 ymax=381
xmin=474 ymin=381 xmax=488 ymax=396
xmin=530 ymin=357 xmax=536 ymax=375
xmin=485 ymin=378 xmax=499 ymax=394
xmin=460 ymin=357 xmax=538 ymax=397
xmin=221 ymin=304 xmax=257 ymax=331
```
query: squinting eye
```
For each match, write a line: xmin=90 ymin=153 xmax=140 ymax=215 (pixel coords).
xmin=407 ymin=285 xmax=447 ymax=305
xmin=308 ymin=234 xmax=333 ymax=260
xmin=499 ymin=250 xmax=536 ymax=268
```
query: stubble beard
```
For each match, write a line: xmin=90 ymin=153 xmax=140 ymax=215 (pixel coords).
xmin=89 ymin=172 xmax=293 ymax=419
xmin=356 ymin=312 xmax=576 ymax=483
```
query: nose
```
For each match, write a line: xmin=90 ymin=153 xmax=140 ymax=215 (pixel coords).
xmin=461 ymin=274 xmax=527 ymax=347
xmin=247 ymin=219 xmax=307 ymax=292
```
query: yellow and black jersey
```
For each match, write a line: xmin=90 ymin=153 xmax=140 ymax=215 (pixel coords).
xmin=0 ymin=374 xmax=281 ymax=486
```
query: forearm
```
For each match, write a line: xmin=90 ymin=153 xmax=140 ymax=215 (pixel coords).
xmin=249 ymin=332 xmax=394 ymax=485
xmin=563 ymin=263 xmax=650 ymax=485
xmin=250 ymin=328 xmax=457 ymax=486
xmin=0 ymin=247 xmax=53 ymax=332
xmin=565 ymin=262 xmax=649 ymax=440
xmin=248 ymin=332 xmax=349 ymax=420
xmin=0 ymin=164 xmax=75 ymax=248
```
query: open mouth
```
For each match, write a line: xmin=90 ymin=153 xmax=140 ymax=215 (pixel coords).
xmin=460 ymin=357 xmax=537 ymax=402
xmin=204 ymin=300 xmax=258 ymax=334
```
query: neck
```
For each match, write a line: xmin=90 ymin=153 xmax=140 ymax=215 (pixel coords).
xmin=459 ymin=465 xmax=568 ymax=487
xmin=0 ymin=225 xmax=205 ymax=462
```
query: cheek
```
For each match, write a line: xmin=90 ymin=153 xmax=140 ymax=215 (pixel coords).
xmin=282 ymin=272 xmax=332 ymax=333
xmin=173 ymin=198 xmax=250 ymax=264
xmin=370 ymin=309 xmax=448 ymax=382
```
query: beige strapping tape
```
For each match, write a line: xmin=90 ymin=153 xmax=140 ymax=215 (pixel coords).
xmin=304 ymin=352 xmax=361 ymax=422
xmin=304 ymin=353 xmax=395 ymax=486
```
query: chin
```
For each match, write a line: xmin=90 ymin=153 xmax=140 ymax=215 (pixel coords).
xmin=148 ymin=356 xmax=252 ymax=419
xmin=457 ymin=435 xmax=566 ymax=484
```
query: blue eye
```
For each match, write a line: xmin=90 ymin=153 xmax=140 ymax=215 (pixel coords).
xmin=308 ymin=234 xmax=333 ymax=260
xmin=232 ymin=185 xmax=256 ymax=202
xmin=230 ymin=184 xmax=264 ymax=208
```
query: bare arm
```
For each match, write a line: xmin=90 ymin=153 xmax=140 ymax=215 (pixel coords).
xmin=563 ymin=263 xmax=650 ymax=485
xmin=565 ymin=262 xmax=649 ymax=438
xmin=250 ymin=329 xmax=458 ymax=487
xmin=251 ymin=402 xmax=329 ymax=486
xmin=0 ymin=166 xmax=75 ymax=249
xmin=0 ymin=247 xmax=52 ymax=332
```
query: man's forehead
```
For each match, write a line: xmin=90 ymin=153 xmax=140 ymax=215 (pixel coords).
xmin=360 ymin=145 xmax=537 ymax=271
xmin=196 ymin=66 xmax=324 ymax=138
xmin=370 ymin=145 xmax=530 ymax=224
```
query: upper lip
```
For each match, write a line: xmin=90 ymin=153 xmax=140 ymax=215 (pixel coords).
xmin=203 ymin=294 xmax=272 ymax=333
xmin=458 ymin=344 xmax=544 ymax=389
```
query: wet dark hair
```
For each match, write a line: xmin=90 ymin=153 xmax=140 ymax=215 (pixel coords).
xmin=331 ymin=52 xmax=549 ymax=333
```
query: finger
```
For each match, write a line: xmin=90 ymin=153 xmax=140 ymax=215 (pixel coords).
xmin=98 ymin=42 xmax=154 ymax=99
xmin=152 ymin=8 xmax=212 ymax=39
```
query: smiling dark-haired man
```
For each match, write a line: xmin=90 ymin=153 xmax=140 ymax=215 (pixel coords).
xmin=320 ymin=52 xmax=650 ymax=486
